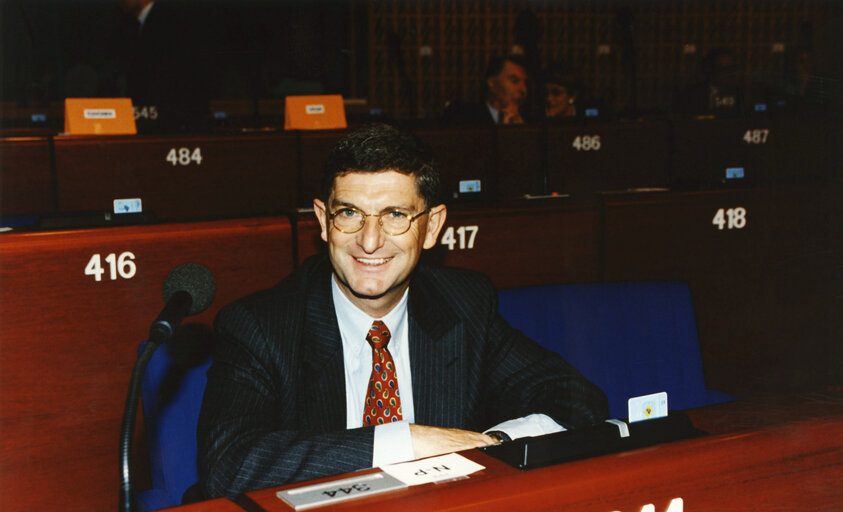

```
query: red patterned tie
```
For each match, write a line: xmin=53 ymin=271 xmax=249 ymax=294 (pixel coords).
xmin=363 ymin=320 xmax=403 ymax=426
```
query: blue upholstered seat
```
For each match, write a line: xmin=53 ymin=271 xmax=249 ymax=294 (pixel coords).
xmin=135 ymin=281 xmax=730 ymax=510
xmin=136 ymin=330 xmax=212 ymax=512
xmin=497 ymin=281 xmax=732 ymax=419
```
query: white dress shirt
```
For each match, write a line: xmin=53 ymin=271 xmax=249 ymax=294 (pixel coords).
xmin=332 ymin=276 xmax=415 ymax=466
xmin=331 ymin=274 xmax=564 ymax=467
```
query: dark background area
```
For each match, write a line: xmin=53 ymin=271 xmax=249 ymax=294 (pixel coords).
xmin=1 ymin=0 xmax=840 ymax=126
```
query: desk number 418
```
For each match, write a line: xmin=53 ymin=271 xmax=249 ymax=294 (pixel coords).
xmin=712 ymin=207 xmax=747 ymax=230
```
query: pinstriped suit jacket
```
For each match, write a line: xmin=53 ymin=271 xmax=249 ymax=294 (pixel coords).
xmin=197 ymin=254 xmax=608 ymax=499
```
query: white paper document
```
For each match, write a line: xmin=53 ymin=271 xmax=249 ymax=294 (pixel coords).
xmin=380 ymin=452 xmax=485 ymax=486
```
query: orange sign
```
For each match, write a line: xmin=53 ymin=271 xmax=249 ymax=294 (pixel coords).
xmin=64 ymin=98 xmax=137 ymax=135
xmin=284 ymin=95 xmax=347 ymax=130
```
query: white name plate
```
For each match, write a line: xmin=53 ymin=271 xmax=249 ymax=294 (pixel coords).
xmin=84 ymin=108 xmax=117 ymax=119
xmin=276 ymin=472 xmax=406 ymax=510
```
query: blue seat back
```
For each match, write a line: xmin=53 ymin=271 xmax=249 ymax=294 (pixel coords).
xmin=136 ymin=330 xmax=212 ymax=511
xmin=497 ymin=281 xmax=731 ymax=419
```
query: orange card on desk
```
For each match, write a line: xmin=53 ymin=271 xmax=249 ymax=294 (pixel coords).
xmin=64 ymin=98 xmax=137 ymax=135
xmin=284 ymin=95 xmax=347 ymax=130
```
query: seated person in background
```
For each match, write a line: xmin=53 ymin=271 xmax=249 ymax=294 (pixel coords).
xmin=776 ymin=44 xmax=834 ymax=111
xmin=197 ymin=123 xmax=608 ymax=499
xmin=444 ymin=54 xmax=529 ymax=125
xmin=543 ymin=65 xmax=581 ymax=119
xmin=674 ymin=47 xmax=743 ymax=118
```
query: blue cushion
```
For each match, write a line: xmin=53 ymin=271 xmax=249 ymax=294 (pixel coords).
xmin=497 ymin=281 xmax=732 ymax=419
xmin=137 ymin=333 xmax=212 ymax=511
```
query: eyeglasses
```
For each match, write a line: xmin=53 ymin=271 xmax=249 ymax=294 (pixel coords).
xmin=328 ymin=207 xmax=430 ymax=235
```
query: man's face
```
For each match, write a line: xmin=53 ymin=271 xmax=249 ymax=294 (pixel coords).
xmin=313 ymin=170 xmax=447 ymax=317
xmin=488 ymin=60 xmax=528 ymax=109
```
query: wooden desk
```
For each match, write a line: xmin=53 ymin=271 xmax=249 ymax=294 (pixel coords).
xmin=602 ymin=184 xmax=843 ymax=394
xmin=159 ymin=497 xmax=246 ymax=511
xmin=415 ymin=126 xmax=497 ymax=202
xmin=240 ymin=390 xmax=843 ymax=511
xmin=670 ymin=118 xmax=778 ymax=189
xmin=297 ymin=130 xmax=348 ymax=208
xmin=294 ymin=198 xmax=602 ymax=290
xmin=0 ymin=135 xmax=55 ymax=217
xmin=52 ymin=133 xmax=298 ymax=221
xmin=547 ymin=119 xmax=672 ymax=194
xmin=423 ymin=198 xmax=602 ymax=289
xmin=0 ymin=217 xmax=295 ymax=512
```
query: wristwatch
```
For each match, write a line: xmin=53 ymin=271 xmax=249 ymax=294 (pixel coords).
xmin=486 ymin=430 xmax=512 ymax=443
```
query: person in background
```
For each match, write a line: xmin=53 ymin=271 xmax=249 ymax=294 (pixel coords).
xmin=444 ymin=55 xmax=529 ymax=125
xmin=543 ymin=65 xmax=581 ymax=119
xmin=674 ymin=47 xmax=743 ymax=118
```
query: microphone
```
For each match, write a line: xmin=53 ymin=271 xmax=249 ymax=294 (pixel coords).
xmin=149 ymin=263 xmax=216 ymax=347
xmin=120 ymin=263 xmax=216 ymax=512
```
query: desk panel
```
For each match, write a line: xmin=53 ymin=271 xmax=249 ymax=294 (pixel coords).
xmin=415 ymin=126 xmax=497 ymax=203
xmin=0 ymin=136 xmax=54 ymax=217
xmin=766 ymin=112 xmax=833 ymax=184
xmin=53 ymin=133 xmax=298 ymax=221
xmin=602 ymin=185 xmax=843 ymax=394
xmin=243 ymin=392 xmax=843 ymax=511
xmin=494 ymin=125 xmax=546 ymax=199
xmin=0 ymin=217 xmax=295 ymax=512
xmin=298 ymin=130 xmax=348 ymax=207
xmin=547 ymin=120 xmax=671 ymax=194
xmin=295 ymin=200 xmax=602 ymax=290
xmin=423 ymin=199 xmax=602 ymax=289
xmin=670 ymin=118 xmax=777 ymax=189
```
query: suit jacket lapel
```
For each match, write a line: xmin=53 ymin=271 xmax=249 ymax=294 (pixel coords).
xmin=408 ymin=267 xmax=464 ymax=428
xmin=299 ymin=259 xmax=347 ymax=431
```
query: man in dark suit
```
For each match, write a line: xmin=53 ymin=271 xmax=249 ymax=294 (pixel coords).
xmin=443 ymin=55 xmax=529 ymax=125
xmin=197 ymin=123 xmax=608 ymax=499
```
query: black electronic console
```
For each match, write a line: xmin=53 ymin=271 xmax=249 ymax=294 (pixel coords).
xmin=480 ymin=412 xmax=704 ymax=470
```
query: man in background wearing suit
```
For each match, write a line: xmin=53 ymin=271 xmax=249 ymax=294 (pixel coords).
xmin=443 ymin=55 xmax=530 ymax=125
xmin=197 ymin=123 xmax=608 ymax=499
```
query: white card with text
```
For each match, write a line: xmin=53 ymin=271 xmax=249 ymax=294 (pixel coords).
xmin=628 ymin=391 xmax=668 ymax=423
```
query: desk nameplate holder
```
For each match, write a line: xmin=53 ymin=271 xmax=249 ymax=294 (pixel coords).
xmin=482 ymin=412 xmax=703 ymax=471
xmin=276 ymin=472 xmax=407 ymax=510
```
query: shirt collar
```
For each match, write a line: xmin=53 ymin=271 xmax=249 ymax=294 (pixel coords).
xmin=138 ymin=2 xmax=154 ymax=29
xmin=486 ymin=103 xmax=500 ymax=123
xmin=331 ymin=275 xmax=409 ymax=357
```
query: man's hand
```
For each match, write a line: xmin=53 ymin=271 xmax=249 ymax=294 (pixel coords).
xmin=500 ymin=102 xmax=524 ymax=124
xmin=409 ymin=424 xmax=497 ymax=459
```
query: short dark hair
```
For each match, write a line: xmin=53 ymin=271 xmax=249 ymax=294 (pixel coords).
xmin=485 ymin=54 xmax=527 ymax=79
xmin=321 ymin=123 xmax=441 ymax=208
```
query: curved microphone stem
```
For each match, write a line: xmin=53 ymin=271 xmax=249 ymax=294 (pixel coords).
xmin=119 ymin=339 xmax=160 ymax=512
xmin=120 ymin=290 xmax=192 ymax=512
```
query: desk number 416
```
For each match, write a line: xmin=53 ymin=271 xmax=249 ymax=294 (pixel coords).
xmin=85 ymin=252 xmax=137 ymax=282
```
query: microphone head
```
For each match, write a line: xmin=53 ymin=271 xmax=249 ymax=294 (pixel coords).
xmin=162 ymin=263 xmax=216 ymax=316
